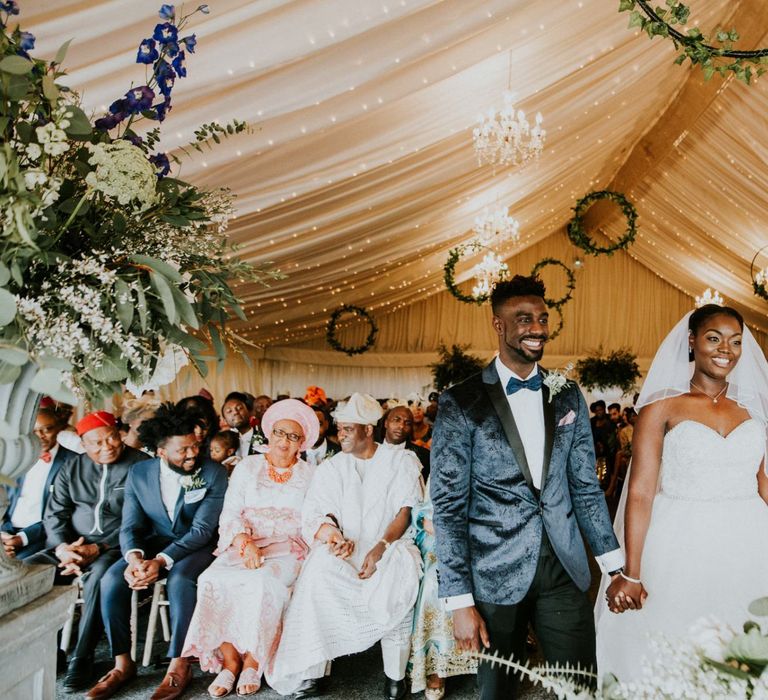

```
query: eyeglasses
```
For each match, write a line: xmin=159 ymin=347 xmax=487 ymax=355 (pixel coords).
xmin=272 ymin=428 xmax=303 ymax=443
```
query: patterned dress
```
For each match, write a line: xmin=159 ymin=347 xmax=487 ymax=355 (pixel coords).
xmin=408 ymin=482 xmax=477 ymax=693
xmin=182 ymin=455 xmax=314 ymax=681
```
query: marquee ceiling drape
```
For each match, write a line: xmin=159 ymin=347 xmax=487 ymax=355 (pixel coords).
xmin=24 ymin=0 xmax=768 ymax=356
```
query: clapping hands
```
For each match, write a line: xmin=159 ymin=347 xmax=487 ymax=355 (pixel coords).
xmin=606 ymin=574 xmax=648 ymax=613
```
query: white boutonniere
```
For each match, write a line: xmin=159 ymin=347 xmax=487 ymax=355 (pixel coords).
xmin=542 ymin=363 xmax=574 ymax=403
xmin=179 ymin=468 xmax=206 ymax=491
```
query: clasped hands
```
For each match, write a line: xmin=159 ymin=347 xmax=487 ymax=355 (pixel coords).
xmin=605 ymin=574 xmax=648 ymax=613
xmin=1 ymin=532 xmax=23 ymax=557
xmin=124 ymin=552 xmax=164 ymax=590
xmin=320 ymin=524 xmax=383 ymax=579
xmin=56 ymin=536 xmax=101 ymax=576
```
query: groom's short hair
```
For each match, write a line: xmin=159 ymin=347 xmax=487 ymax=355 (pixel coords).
xmin=490 ymin=275 xmax=546 ymax=314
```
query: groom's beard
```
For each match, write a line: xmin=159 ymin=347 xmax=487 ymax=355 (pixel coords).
xmin=506 ymin=335 xmax=547 ymax=363
xmin=165 ymin=453 xmax=202 ymax=475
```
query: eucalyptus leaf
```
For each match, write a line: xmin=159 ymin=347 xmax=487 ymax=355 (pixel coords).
xmin=7 ymin=73 xmax=30 ymax=101
xmin=30 ymin=367 xmax=77 ymax=404
xmin=53 ymin=38 xmax=73 ymax=65
xmin=42 ymin=73 xmax=59 ymax=102
xmin=209 ymin=323 xmax=225 ymax=360
xmin=748 ymin=597 xmax=768 ymax=617
xmin=0 ymin=287 xmax=17 ymax=326
xmin=0 ymin=262 xmax=9 ymax=287
xmin=0 ymin=345 xmax=28 ymax=366
xmin=0 ymin=361 xmax=22 ymax=385
xmin=86 ymin=355 xmax=128 ymax=383
xmin=0 ymin=55 xmax=34 ymax=75
xmin=62 ymin=105 xmax=92 ymax=136
xmin=36 ymin=355 xmax=73 ymax=370
xmin=169 ymin=285 xmax=199 ymax=329
xmin=166 ymin=327 xmax=207 ymax=353
xmin=150 ymin=272 xmax=178 ymax=325
xmin=130 ymin=254 xmax=183 ymax=282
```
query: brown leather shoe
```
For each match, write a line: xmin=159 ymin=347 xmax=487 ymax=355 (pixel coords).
xmin=86 ymin=666 xmax=137 ymax=700
xmin=150 ymin=663 xmax=193 ymax=700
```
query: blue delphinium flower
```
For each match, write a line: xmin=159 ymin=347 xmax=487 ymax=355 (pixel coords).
xmin=0 ymin=1 xmax=19 ymax=15
xmin=158 ymin=4 xmax=175 ymax=20
xmin=136 ymin=38 xmax=158 ymax=64
xmin=153 ymin=22 xmax=178 ymax=45
xmin=155 ymin=61 xmax=176 ymax=97
xmin=19 ymin=31 xmax=35 ymax=51
xmin=122 ymin=132 xmax=145 ymax=147
xmin=149 ymin=152 xmax=171 ymax=177
xmin=181 ymin=34 xmax=196 ymax=53
xmin=94 ymin=113 xmax=124 ymax=131
xmin=125 ymin=86 xmax=155 ymax=114
xmin=171 ymin=52 xmax=186 ymax=78
xmin=154 ymin=98 xmax=172 ymax=122
xmin=164 ymin=40 xmax=180 ymax=58
xmin=109 ymin=97 xmax=129 ymax=115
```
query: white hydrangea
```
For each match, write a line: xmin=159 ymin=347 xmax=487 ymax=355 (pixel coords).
xmin=23 ymin=169 xmax=47 ymax=189
xmin=85 ymin=140 xmax=157 ymax=211
xmin=35 ymin=121 xmax=69 ymax=156
xmin=688 ymin=616 xmax=737 ymax=663
xmin=25 ymin=142 xmax=41 ymax=161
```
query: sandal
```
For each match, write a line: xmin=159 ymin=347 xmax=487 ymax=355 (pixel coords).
xmin=208 ymin=669 xmax=236 ymax=698
xmin=236 ymin=666 xmax=261 ymax=696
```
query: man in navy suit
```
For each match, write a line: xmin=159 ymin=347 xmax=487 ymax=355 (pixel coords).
xmin=431 ymin=276 xmax=622 ymax=700
xmin=89 ymin=403 xmax=227 ymax=700
xmin=1 ymin=406 xmax=75 ymax=559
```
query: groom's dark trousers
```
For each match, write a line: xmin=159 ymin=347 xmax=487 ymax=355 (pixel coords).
xmin=474 ymin=532 xmax=596 ymax=699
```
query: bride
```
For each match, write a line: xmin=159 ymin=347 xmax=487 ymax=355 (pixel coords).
xmin=596 ymin=304 xmax=768 ymax=683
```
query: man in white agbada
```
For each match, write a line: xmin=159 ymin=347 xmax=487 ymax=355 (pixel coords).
xmin=268 ymin=393 xmax=423 ymax=700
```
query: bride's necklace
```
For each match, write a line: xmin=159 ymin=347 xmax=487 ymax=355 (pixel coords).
xmin=690 ymin=380 xmax=727 ymax=404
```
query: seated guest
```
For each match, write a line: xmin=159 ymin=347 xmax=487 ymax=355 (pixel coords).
xmin=207 ymin=430 xmax=241 ymax=475
xmin=304 ymin=385 xmax=327 ymax=408
xmin=408 ymin=478 xmax=477 ymax=700
xmin=381 ymin=406 xmax=430 ymax=480
xmin=269 ymin=393 xmax=423 ymax=700
xmin=119 ymin=395 xmax=160 ymax=453
xmin=183 ymin=400 xmax=320 ymax=697
xmin=407 ymin=394 xmax=432 ymax=449
xmin=223 ymin=392 xmax=264 ymax=458
xmin=177 ymin=394 xmax=220 ymax=452
xmin=90 ymin=404 xmax=227 ymax=700
xmin=29 ymin=411 xmax=145 ymax=692
xmin=425 ymin=391 xmax=439 ymax=423
xmin=253 ymin=394 xmax=273 ymax=427
xmin=1 ymin=407 xmax=76 ymax=559
xmin=304 ymin=406 xmax=340 ymax=467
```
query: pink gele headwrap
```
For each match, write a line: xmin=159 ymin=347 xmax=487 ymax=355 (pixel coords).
xmin=261 ymin=398 xmax=320 ymax=452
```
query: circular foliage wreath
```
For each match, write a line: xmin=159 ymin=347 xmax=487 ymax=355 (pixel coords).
xmin=567 ymin=190 xmax=637 ymax=257
xmin=546 ymin=304 xmax=564 ymax=342
xmin=530 ymin=258 xmax=575 ymax=309
xmin=444 ymin=242 xmax=506 ymax=305
xmin=326 ymin=305 xmax=378 ymax=356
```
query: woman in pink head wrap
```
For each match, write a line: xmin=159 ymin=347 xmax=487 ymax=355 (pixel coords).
xmin=183 ymin=399 xmax=320 ymax=697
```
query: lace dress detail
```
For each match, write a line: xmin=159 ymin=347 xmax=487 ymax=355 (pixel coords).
xmin=597 ymin=417 xmax=768 ymax=683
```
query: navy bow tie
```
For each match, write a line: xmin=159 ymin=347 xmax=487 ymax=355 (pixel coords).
xmin=505 ymin=372 xmax=543 ymax=395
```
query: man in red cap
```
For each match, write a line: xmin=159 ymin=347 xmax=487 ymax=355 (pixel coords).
xmin=28 ymin=410 xmax=146 ymax=692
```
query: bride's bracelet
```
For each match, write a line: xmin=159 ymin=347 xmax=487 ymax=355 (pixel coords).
xmin=620 ymin=571 xmax=642 ymax=584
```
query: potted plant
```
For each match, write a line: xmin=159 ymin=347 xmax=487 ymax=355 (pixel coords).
xmin=430 ymin=343 xmax=485 ymax=391
xmin=575 ymin=347 xmax=641 ymax=396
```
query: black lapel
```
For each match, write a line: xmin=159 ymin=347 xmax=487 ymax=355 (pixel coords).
xmin=483 ymin=367 xmax=536 ymax=494
xmin=540 ymin=380 xmax=556 ymax=490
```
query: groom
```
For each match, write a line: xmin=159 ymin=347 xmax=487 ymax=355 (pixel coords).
xmin=431 ymin=275 xmax=623 ymax=699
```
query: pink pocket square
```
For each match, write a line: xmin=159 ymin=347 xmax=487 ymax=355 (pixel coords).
xmin=557 ymin=410 xmax=576 ymax=427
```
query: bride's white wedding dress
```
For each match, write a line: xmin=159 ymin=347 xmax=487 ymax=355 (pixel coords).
xmin=596 ymin=417 xmax=768 ymax=682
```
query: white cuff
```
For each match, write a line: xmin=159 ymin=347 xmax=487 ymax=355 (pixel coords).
xmin=157 ymin=552 xmax=174 ymax=570
xmin=17 ymin=531 xmax=29 ymax=547
xmin=596 ymin=547 xmax=625 ymax=574
xmin=124 ymin=548 xmax=144 ymax=563
xmin=443 ymin=593 xmax=475 ymax=611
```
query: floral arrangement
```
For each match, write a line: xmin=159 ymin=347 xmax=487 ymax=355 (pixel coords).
xmin=618 ymin=1 xmax=768 ymax=85
xmin=0 ymin=3 xmax=278 ymax=406
xmin=430 ymin=343 xmax=485 ymax=391
xmin=180 ymin=468 xmax=205 ymax=491
xmin=325 ymin=304 xmax=378 ymax=356
xmin=575 ymin=348 xmax=641 ymax=393
xmin=567 ymin=191 xmax=637 ymax=257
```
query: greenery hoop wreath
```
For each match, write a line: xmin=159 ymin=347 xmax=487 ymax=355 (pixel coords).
xmin=530 ymin=258 xmax=575 ymax=309
xmin=326 ymin=305 xmax=378 ymax=356
xmin=545 ymin=304 xmax=564 ymax=342
xmin=750 ymin=247 xmax=768 ymax=302
xmin=443 ymin=242 xmax=505 ymax=305
xmin=567 ymin=190 xmax=637 ymax=257
xmin=619 ymin=1 xmax=768 ymax=84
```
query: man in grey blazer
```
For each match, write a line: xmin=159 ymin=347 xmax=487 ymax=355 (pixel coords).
xmin=431 ymin=276 xmax=623 ymax=699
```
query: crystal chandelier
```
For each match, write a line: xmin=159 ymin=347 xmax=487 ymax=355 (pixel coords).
xmin=472 ymin=206 xmax=520 ymax=247
xmin=471 ymin=251 xmax=508 ymax=299
xmin=473 ymin=92 xmax=546 ymax=167
xmin=695 ymin=288 xmax=724 ymax=307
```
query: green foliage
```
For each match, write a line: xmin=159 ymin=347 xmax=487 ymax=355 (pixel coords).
xmin=430 ymin=343 xmax=485 ymax=391
xmin=444 ymin=241 xmax=504 ymax=305
xmin=326 ymin=305 xmax=378 ymax=356
xmin=618 ymin=1 xmax=768 ymax=84
xmin=567 ymin=190 xmax=637 ymax=257
xmin=575 ymin=347 xmax=641 ymax=392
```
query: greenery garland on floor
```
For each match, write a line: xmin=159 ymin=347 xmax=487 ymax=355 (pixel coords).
xmin=567 ymin=190 xmax=637 ymax=257
xmin=326 ymin=304 xmax=378 ymax=356
xmin=618 ymin=0 xmax=768 ymax=84
xmin=530 ymin=258 xmax=575 ymax=309
xmin=575 ymin=347 xmax=641 ymax=393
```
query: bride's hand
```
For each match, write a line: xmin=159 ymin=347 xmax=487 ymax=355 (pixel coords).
xmin=606 ymin=575 xmax=647 ymax=613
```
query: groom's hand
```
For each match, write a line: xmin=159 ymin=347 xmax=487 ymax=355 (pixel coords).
xmin=606 ymin=576 xmax=647 ymax=613
xmin=452 ymin=606 xmax=491 ymax=652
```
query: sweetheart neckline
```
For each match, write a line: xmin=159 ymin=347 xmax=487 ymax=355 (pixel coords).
xmin=665 ymin=418 xmax=757 ymax=441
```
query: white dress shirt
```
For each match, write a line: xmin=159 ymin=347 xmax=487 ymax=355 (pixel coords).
xmin=236 ymin=428 xmax=254 ymax=459
xmin=11 ymin=444 xmax=58 ymax=544
xmin=444 ymin=357 xmax=624 ymax=611
xmin=382 ymin=439 xmax=406 ymax=450
xmin=305 ymin=439 xmax=329 ymax=467
xmin=124 ymin=458 xmax=180 ymax=570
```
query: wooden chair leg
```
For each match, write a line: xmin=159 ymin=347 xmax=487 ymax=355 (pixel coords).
xmin=142 ymin=583 xmax=161 ymax=667
xmin=130 ymin=590 xmax=138 ymax=662
xmin=59 ymin=601 xmax=76 ymax=652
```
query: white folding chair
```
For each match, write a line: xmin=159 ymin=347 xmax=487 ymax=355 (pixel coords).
xmin=142 ymin=579 xmax=171 ymax=666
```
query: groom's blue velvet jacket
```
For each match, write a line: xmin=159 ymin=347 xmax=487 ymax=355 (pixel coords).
xmin=430 ymin=361 xmax=619 ymax=606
